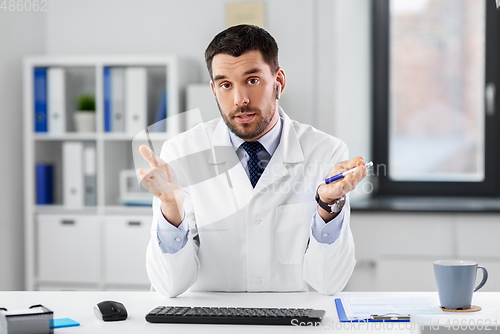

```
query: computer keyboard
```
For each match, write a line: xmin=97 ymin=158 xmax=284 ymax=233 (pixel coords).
xmin=145 ymin=306 xmax=326 ymax=326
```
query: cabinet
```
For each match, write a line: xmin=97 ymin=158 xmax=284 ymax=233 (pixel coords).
xmin=103 ymin=215 xmax=152 ymax=286
xmin=347 ymin=212 xmax=500 ymax=292
xmin=24 ymin=56 xmax=198 ymax=290
xmin=37 ymin=214 xmax=100 ymax=284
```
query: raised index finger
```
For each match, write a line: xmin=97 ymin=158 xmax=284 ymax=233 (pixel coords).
xmin=139 ymin=144 xmax=159 ymax=168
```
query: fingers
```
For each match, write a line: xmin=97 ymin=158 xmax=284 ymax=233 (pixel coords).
xmin=350 ymin=156 xmax=366 ymax=169
xmin=137 ymin=168 xmax=153 ymax=185
xmin=137 ymin=168 xmax=145 ymax=181
xmin=138 ymin=167 xmax=174 ymax=197
xmin=329 ymin=156 xmax=365 ymax=175
xmin=344 ymin=157 xmax=367 ymax=180
xmin=318 ymin=180 xmax=350 ymax=202
xmin=345 ymin=163 xmax=367 ymax=188
xmin=137 ymin=168 xmax=154 ymax=190
xmin=321 ymin=156 xmax=370 ymax=200
xmin=139 ymin=144 xmax=160 ymax=168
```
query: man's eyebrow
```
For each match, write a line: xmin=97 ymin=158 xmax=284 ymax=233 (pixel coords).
xmin=243 ymin=68 xmax=261 ymax=76
xmin=213 ymin=68 xmax=262 ymax=82
xmin=213 ymin=74 xmax=227 ymax=82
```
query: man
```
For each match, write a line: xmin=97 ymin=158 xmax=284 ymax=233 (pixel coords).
xmin=138 ymin=25 xmax=367 ymax=298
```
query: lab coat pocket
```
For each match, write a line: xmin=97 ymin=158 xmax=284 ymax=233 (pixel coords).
xmin=273 ymin=201 xmax=316 ymax=265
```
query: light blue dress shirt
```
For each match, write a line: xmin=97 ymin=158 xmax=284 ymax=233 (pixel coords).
xmin=157 ymin=115 xmax=345 ymax=254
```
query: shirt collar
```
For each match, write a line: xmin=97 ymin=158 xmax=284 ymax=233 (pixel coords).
xmin=228 ymin=109 xmax=283 ymax=156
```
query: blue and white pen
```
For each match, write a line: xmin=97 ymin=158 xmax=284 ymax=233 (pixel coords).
xmin=321 ymin=161 xmax=373 ymax=185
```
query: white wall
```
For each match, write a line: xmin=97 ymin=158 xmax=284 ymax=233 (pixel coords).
xmin=0 ymin=11 xmax=46 ymax=290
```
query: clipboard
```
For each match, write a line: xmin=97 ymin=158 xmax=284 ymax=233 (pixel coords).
xmin=335 ymin=298 xmax=410 ymax=322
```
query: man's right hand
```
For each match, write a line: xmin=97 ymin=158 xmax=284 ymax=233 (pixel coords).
xmin=137 ymin=145 xmax=184 ymax=226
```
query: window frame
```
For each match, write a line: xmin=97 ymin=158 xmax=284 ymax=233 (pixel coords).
xmin=372 ymin=0 xmax=500 ymax=197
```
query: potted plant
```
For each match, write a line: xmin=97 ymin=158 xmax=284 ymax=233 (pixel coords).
xmin=74 ymin=94 xmax=96 ymax=132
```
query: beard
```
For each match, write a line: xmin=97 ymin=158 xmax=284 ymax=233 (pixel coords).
xmin=216 ymin=85 xmax=278 ymax=141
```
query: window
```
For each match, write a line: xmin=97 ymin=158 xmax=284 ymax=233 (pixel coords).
xmin=372 ymin=0 xmax=500 ymax=196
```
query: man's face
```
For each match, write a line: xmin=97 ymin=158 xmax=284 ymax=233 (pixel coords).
xmin=210 ymin=50 xmax=281 ymax=141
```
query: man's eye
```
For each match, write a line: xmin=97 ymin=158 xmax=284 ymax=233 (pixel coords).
xmin=220 ymin=83 xmax=231 ymax=89
xmin=247 ymin=78 xmax=258 ymax=84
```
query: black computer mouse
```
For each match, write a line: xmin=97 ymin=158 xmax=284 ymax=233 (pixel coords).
xmin=94 ymin=300 xmax=128 ymax=321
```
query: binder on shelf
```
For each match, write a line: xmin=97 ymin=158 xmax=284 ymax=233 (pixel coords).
xmin=125 ymin=67 xmax=147 ymax=135
xmin=36 ymin=163 xmax=54 ymax=205
xmin=63 ymin=142 xmax=84 ymax=207
xmin=153 ymin=90 xmax=167 ymax=132
xmin=83 ymin=142 xmax=97 ymax=206
xmin=34 ymin=68 xmax=48 ymax=132
xmin=47 ymin=67 xmax=66 ymax=134
xmin=111 ymin=68 xmax=125 ymax=132
xmin=103 ymin=67 xmax=112 ymax=132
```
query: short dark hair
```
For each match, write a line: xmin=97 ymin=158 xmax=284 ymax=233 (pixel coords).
xmin=205 ymin=24 xmax=279 ymax=80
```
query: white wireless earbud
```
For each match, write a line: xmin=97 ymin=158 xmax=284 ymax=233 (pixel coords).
xmin=276 ymin=82 xmax=281 ymax=100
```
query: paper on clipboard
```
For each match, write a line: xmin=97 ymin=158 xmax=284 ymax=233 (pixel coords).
xmin=337 ymin=297 xmax=442 ymax=322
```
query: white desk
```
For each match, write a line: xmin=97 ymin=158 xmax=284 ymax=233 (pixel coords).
xmin=1 ymin=291 xmax=499 ymax=333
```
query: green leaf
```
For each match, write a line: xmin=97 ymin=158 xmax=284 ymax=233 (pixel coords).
xmin=76 ymin=94 xmax=95 ymax=111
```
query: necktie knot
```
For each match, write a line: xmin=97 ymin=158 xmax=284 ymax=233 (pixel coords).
xmin=240 ymin=141 xmax=265 ymax=188
xmin=241 ymin=141 xmax=264 ymax=157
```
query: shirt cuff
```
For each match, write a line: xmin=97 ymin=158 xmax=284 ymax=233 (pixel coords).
xmin=157 ymin=211 xmax=189 ymax=254
xmin=311 ymin=207 xmax=345 ymax=244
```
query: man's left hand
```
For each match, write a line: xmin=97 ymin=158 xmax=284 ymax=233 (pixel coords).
xmin=317 ymin=156 xmax=368 ymax=209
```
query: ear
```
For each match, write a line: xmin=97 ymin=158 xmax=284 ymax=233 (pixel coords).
xmin=275 ymin=68 xmax=286 ymax=99
xmin=210 ymin=81 xmax=216 ymax=97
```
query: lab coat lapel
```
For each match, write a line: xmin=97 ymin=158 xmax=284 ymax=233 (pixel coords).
xmin=253 ymin=109 xmax=305 ymax=194
xmin=208 ymin=119 xmax=254 ymax=207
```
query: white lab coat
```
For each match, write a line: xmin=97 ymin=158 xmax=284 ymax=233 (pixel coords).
xmin=146 ymin=108 xmax=355 ymax=297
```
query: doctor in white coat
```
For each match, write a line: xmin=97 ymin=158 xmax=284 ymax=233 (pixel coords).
xmin=138 ymin=25 xmax=368 ymax=298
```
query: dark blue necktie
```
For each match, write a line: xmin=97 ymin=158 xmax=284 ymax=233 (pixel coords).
xmin=241 ymin=141 xmax=265 ymax=188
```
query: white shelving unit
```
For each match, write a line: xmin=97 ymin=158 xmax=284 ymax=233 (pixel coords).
xmin=23 ymin=56 xmax=198 ymax=291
